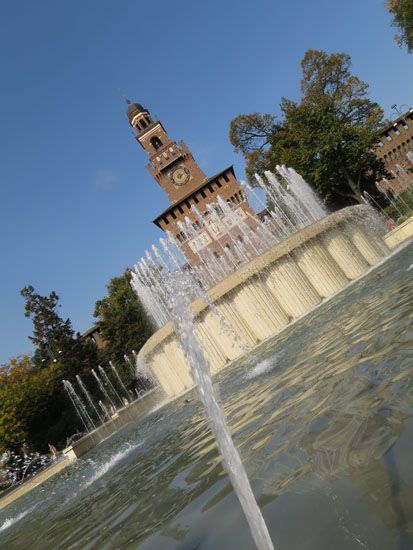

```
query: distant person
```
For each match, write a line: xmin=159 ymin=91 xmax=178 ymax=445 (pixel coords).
xmin=21 ymin=442 xmax=29 ymax=458
xmin=122 ymin=397 xmax=129 ymax=407
xmin=386 ymin=218 xmax=395 ymax=229
xmin=48 ymin=443 xmax=57 ymax=458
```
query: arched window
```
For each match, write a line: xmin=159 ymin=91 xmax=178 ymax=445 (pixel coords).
xmin=151 ymin=136 xmax=163 ymax=150
xmin=141 ymin=119 xmax=147 ymax=129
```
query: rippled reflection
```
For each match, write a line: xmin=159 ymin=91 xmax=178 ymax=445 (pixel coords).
xmin=1 ymin=242 xmax=412 ymax=549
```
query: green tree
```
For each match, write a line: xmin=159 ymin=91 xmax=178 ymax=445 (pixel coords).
xmin=387 ymin=0 xmax=413 ymax=53
xmin=19 ymin=286 xmax=100 ymax=448
xmin=20 ymin=285 xmax=98 ymax=379
xmin=21 ymin=285 xmax=73 ymax=368
xmin=230 ymin=49 xmax=386 ymax=207
xmin=94 ymin=270 xmax=153 ymax=367
xmin=0 ymin=356 xmax=65 ymax=452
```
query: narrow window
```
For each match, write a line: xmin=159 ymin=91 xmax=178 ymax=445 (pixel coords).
xmin=223 ymin=173 xmax=229 ymax=182
xmin=151 ymin=136 xmax=163 ymax=150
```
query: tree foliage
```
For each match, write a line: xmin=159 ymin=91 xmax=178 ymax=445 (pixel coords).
xmin=0 ymin=356 xmax=63 ymax=452
xmin=14 ymin=287 xmax=101 ymax=450
xmin=20 ymin=285 xmax=98 ymax=378
xmin=94 ymin=270 xmax=153 ymax=365
xmin=230 ymin=49 xmax=386 ymax=207
xmin=387 ymin=0 xmax=413 ymax=53
xmin=21 ymin=286 xmax=73 ymax=368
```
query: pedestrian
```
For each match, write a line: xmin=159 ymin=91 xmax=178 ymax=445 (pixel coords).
xmin=48 ymin=443 xmax=57 ymax=458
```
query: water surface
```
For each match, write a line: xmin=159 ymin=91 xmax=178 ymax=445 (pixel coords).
xmin=1 ymin=242 xmax=412 ymax=549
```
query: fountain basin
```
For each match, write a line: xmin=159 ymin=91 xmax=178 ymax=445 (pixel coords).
xmin=62 ymin=387 xmax=164 ymax=460
xmin=383 ymin=214 xmax=413 ymax=249
xmin=1 ymin=242 xmax=411 ymax=548
xmin=139 ymin=205 xmax=389 ymax=397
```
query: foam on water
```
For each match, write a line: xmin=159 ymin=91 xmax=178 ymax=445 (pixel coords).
xmin=0 ymin=507 xmax=34 ymax=533
xmin=246 ymin=358 xmax=276 ymax=380
xmin=83 ymin=441 xmax=143 ymax=488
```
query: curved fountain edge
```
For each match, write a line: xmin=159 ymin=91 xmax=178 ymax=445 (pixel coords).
xmin=138 ymin=205 xmax=390 ymax=396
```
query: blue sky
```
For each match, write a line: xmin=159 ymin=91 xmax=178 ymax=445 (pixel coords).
xmin=0 ymin=0 xmax=412 ymax=363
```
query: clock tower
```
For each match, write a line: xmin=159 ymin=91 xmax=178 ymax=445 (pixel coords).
xmin=127 ymin=102 xmax=208 ymax=202
xmin=127 ymin=101 xmax=261 ymax=267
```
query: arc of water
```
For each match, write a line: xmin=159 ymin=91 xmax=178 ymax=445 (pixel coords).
xmin=166 ymin=269 xmax=274 ymax=550
xmin=132 ymin=349 xmax=155 ymax=389
xmin=98 ymin=365 xmax=124 ymax=407
xmin=205 ymin=203 xmax=241 ymax=268
xmin=373 ymin=185 xmax=404 ymax=218
xmin=124 ymin=353 xmax=136 ymax=377
xmin=167 ymin=231 xmax=251 ymax=354
xmin=109 ymin=361 xmax=131 ymax=400
xmin=98 ymin=400 xmax=111 ymax=422
xmin=264 ymin=170 xmax=309 ymax=228
xmin=254 ymin=174 xmax=296 ymax=236
xmin=131 ymin=169 xmax=330 ymax=346
xmin=63 ymin=380 xmax=96 ymax=433
xmin=216 ymin=196 xmax=263 ymax=258
xmin=92 ymin=369 xmax=117 ymax=409
xmin=277 ymin=165 xmax=327 ymax=220
xmin=76 ymin=375 xmax=105 ymax=424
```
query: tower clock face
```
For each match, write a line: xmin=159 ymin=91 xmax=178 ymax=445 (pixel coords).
xmin=170 ymin=166 xmax=190 ymax=187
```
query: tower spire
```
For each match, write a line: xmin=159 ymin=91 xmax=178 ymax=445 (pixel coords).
xmin=122 ymin=93 xmax=131 ymax=105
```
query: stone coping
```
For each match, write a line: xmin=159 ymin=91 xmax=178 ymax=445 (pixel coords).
xmin=62 ymin=387 xmax=165 ymax=459
xmin=383 ymin=215 xmax=413 ymax=249
xmin=0 ymin=457 xmax=70 ymax=512
xmin=138 ymin=205 xmax=372 ymax=360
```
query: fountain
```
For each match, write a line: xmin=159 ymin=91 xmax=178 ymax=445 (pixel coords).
xmin=62 ymin=380 xmax=96 ymax=433
xmin=1 ymin=231 xmax=411 ymax=547
xmin=1 ymin=166 xmax=412 ymax=549
xmin=127 ymin=167 xmax=394 ymax=548
xmin=133 ymin=169 xmax=391 ymax=398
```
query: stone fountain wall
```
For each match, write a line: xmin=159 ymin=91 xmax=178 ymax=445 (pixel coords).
xmin=138 ymin=206 xmax=389 ymax=397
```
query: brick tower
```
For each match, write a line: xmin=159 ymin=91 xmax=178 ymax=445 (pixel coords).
xmin=127 ymin=101 xmax=260 ymax=266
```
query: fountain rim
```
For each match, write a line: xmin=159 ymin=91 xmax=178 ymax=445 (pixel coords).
xmin=138 ymin=204 xmax=372 ymax=360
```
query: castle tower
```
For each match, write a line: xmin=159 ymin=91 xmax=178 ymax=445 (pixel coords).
xmin=127 ymin=101 xmax=260 ymax=267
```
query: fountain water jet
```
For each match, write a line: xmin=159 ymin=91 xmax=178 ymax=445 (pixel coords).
xmin=76 ymin=375 xmax=105 ymax=424
xmin=167 ymin=269 xmax=274 ymax=549
xmin=63 ymin=380 xmax=96 ymax=433
xmin=109 ymin=361 xmax=130 ymax=401
xmin=98 ymin=366 xmax=123 ymax=408
xmin=92 ymin=369 xmax=117 ymax=410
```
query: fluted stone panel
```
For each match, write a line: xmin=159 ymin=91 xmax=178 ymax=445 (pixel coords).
xmin=322 ymin=230 xmax=369 ymax=279
xmin=295 ymin=242 xmax=349 ymax=298
xmin=139 ymin=206 xmax=388 ymax=397
xmin=265 ymin=256 xmax=321 ymax=317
